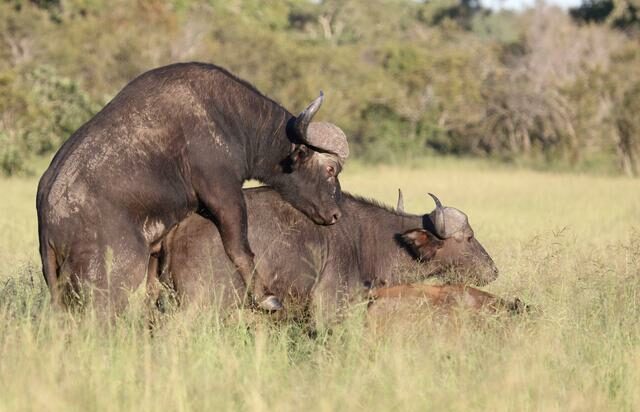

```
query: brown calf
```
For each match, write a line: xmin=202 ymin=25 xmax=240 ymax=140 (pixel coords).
xmin=369 ymin=284 xmax=526 ymax=313
xmin=366 ymin=283 xmax=528 ymax=332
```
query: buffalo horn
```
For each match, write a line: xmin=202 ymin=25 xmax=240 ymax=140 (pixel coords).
xmin=428 ymin=193 xmax=446 ymax=238
xmin=397 ymin=189 xmax=405 ymax=212
xmin=294 ymin=92 xmax=324 ymax=143
xmin=294 ymin=92 xmax=349 ymax=160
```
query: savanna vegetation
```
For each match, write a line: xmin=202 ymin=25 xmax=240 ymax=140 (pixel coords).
xmin=2 ymin=1 xmax=640 ymax=410
xmin=1 ymin=0 xmax=640 ymax=176
xmin=1 ymin=161 xmax=639 ymax=410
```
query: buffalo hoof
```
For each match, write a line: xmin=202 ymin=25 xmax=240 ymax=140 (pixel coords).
xmin=257 ymin=295 xmax=284 ymax=312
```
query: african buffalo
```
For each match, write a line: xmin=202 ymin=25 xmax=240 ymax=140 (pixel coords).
xmin=368 ymin=284 xmax=525 ymax=313
xmin=366 ymin=284 xmax=527 ymax=333
xmin=159 ymin=188 xmax=499 ymax=323
xmin=36 ymin=62 xmax=348 ymax=315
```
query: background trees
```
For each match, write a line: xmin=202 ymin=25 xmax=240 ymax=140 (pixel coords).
xmin=1 ymin=0 xmax=639 ymax=175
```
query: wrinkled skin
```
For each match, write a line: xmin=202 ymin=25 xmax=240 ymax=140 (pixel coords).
xmin=160 ymin=187 xmax=498 ymax=324
xmin=36 ymin=63 xmax=344 ymax=315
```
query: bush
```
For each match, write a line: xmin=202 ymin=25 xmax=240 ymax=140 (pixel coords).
xmin=0 ymin=65 xmax=98 ymax=175
xmin=0 ymin=0 xmax=639 ymax=175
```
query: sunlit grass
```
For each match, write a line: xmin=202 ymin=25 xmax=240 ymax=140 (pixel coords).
xmin=0 ymin=159 xmax=639 ymax=411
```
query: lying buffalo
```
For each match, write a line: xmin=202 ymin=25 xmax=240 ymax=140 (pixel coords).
xmin=367 ymin=284 xmax=527 ymax=333
xmin=159 ymin=188 xmax=499 ymax=322
xmin=37 ymin=62 xmax=348 ymax=315
xmin=368 ymin=284 xmax=525 ymax=313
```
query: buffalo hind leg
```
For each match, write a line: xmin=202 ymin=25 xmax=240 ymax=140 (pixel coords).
xmin=146 ymin=250 xmax=164 ymax=324
xmin=192 ymin=174 xmax=282 ymax=312
xmin=65 ymin=236 xmax=149 ymax=319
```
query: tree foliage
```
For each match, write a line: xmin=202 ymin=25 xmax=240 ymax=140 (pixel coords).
xmin=0 ymin=0 xmax=639 ymax=175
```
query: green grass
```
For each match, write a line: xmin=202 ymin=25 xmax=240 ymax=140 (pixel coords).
xmin=1 ymin=159 xmax=639 ymax=411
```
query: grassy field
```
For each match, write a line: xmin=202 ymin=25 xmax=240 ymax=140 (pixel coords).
xmin=1 ymin=159 xmax=639 ymax=411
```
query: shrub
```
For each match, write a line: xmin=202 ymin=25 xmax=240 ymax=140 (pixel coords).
xmin=0 ymin=65 xmax=99 ymax=175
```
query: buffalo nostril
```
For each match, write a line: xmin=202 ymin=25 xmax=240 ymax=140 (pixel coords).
xmin=332 ymin=210 xmax=342 ymax=222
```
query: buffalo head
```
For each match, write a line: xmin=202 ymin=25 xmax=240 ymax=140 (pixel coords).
xmin=273 ymin=92 xmax=348 ymax=225
xmin=400 ymin=192 xmax=499 ymax=286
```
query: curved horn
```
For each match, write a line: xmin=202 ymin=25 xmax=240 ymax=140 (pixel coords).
xmin=294 ymin=91 xmax=324 ymax=141
xmin=397 ymin=189 xmax=404 ymax=212
xmin=428 ymin=193 xmax=446 ymax=237
xmin=292 ymin=92 xmax=349 ymax=160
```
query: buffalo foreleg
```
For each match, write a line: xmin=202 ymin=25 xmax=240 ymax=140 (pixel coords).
xmin=191 ymin=173 xmax=282 ymax=311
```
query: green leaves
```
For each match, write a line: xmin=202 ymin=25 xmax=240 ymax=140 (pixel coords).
xmin=0 ymin=1 xmax=639 ymax=175
xmin=0 ymin=65 xmax=99 ymax=175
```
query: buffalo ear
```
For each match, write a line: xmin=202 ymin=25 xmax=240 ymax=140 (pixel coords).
xmin=401 ymin=229 xmax=443 ymax=260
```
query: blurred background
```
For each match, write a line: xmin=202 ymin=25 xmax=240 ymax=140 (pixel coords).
xmin=1 ymin=0 xmax=639 ymax=177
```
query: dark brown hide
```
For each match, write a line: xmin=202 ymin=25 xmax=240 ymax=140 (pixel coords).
xmin=37 ymin=63 xmax=347 ymax=315
xmin=161 ymin=187 xmax=499 ymax=322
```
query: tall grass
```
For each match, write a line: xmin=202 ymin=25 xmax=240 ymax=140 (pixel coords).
xmin=0 ymin=159 xmax=639 ymax=411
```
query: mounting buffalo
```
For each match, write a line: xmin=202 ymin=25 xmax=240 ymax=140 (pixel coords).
xmin=158 ymin=188 xmax=500 ymax=323
xmin=36 ymin=62 xmax=348 ymax=315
